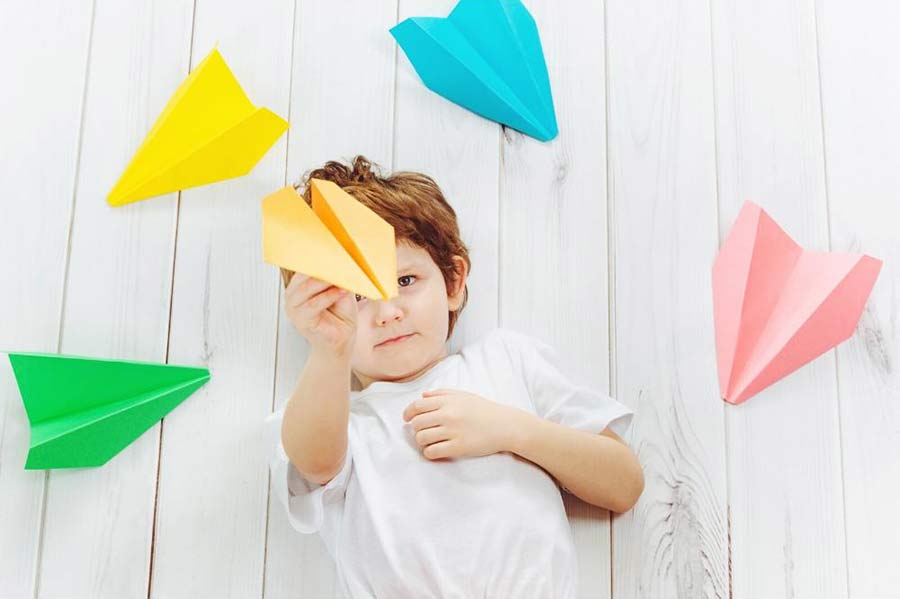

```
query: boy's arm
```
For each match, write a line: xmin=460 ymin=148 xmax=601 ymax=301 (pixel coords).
xmin=281 ymin=347 xmax=351 ymax=486
xmin=506 ymin=410 xmax=644 ymax=513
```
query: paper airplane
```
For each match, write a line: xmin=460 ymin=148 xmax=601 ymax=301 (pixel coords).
xmin=7 ymin=353 xmax=210 ymax=469
xmin=261 ymin=179 xmax=398 ymax=300
xmin=713 ymin=201 xmax=882 ymax=405
xmin=390 ymin=0 xmax=558 ymax=142
xmin=107 ymin=46 xmax=289 ymax=206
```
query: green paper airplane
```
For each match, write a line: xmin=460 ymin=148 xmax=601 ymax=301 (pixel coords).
xmin=6 ymin=353 xmax=210 ymax=469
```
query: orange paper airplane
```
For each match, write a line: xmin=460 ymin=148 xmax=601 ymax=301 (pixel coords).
xmin=261 ymin=180 xmax=398 ymax=300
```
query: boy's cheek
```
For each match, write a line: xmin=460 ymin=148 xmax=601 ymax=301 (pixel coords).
xmin=348 ymin=333 xmax=367 ymax=364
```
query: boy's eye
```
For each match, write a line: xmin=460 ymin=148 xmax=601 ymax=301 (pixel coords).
xmin=355 ymin=276 xmax=415 ymax=302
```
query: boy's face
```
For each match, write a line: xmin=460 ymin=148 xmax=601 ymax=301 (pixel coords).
xmin=351 ymin=241 xmax=467 ymax=388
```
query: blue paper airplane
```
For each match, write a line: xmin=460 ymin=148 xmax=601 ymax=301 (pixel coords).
xmin=390 ymin=0 xmax=558 ymax=142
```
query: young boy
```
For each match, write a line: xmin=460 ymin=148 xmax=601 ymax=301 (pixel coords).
xmin=265 ymin=156 xmax=643 ymax=598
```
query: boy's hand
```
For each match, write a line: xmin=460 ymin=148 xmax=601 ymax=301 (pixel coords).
xmin=284 ymin=273 xmax=358 ymax=357
xmin=402 ymin=389 xmax=524 ymax=460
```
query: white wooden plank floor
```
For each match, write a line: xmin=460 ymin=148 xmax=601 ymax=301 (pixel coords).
xmin=1 ymin=1 xmax=898 ymax=598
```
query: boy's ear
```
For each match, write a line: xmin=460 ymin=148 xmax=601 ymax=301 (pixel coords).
xmin=447 ymin=256 xmax=469 ymax=311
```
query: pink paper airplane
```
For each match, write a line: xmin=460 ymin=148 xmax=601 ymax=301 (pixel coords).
xmin=713 ymin=201 xmax=882 ymax=405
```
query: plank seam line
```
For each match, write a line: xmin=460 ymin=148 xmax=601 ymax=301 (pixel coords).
xmin=704 ymin=0 xmax=733 ymax=596
xmin=390 ymin=0 xmax=400 ymax=173
xmin=602 ymin=0 xmax=617 ymax=596
xmin=812 ymin=2 xmax=851 ymax=594
xmin=147 ymin=1 xmax=199 ymax=596
xmin=260 ymin=0 xmax=301 ymax=596
xmin=33 ymin=0 xmax=98 ymax=596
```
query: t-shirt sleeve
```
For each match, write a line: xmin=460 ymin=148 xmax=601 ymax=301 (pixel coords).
xmin=504 ymin=329 xmax=634 ymax=442
xmin=265 ymin=407 xmax=353 ymax=535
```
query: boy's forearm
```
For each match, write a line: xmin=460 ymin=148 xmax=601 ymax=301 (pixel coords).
xmin=506 ymin=410 xmax=644 ymax=513
xmin=281 ymin=348 xmax=351 ymax=479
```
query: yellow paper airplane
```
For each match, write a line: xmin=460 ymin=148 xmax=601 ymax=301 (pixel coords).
xmin=107 ymin=46 xmax=289 ymax=206
xmin=262 ymin=179 xmax=398 ymax=300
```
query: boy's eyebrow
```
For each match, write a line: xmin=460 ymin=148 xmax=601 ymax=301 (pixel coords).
xmin=397 ymin=261 xmax=426 ymax=273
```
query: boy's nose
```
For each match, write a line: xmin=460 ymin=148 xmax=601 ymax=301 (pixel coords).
xmin=374 ymin=300 xmax=404 ymax=326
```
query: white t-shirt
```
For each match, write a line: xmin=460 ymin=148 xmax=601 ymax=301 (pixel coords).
xmin=265 ymin=327 xmax=634 ymax=599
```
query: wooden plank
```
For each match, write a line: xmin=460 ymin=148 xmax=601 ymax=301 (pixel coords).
xmin=605 ymin=1 xmax=730 ymax=597
xmin=32 ymin=2 xmax=194 ymax=597
xmin=817 ymin=1 xmax=900 ymax=595
xmin=149 ymin=1 xmax=293 ymax=596
xmin=263 ymin=1 xmax=398 ymax=597
xmin=496 ymin=0 xmax=613 ymax=596
xmin=394 ymin=0 xmax=500 ymax=350
xmin=710 ymin=0 xmax=848 ymax=597
xmin=0 ymin=2 xmax=93 ymax=596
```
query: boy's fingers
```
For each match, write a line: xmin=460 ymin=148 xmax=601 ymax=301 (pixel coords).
xmin=287 ymin=275 xmax=331 ymax=306
xmin=304 ymin=286 xmax=347 ymax=315
xmin=403 ymin=396 xmax=442 ymax=421
xmin=285 ymin=272 xmax=308 ymax=292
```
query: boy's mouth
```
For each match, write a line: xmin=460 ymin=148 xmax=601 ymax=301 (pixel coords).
xmin=375 ymin=333 xmax=416 ymax=348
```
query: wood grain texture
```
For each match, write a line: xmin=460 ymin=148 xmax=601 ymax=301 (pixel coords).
xmin=34 ymin=2 xmax=193 ymax=597
xmin=606 ymin=0 xmax=730 ymax=597
xmin=0 ymin=2 xmax=93 ymax=596
xmin=817 ymin=0 xmax=900 ymax=595
xmin=150 ymin=1 xmax=293 ymax=597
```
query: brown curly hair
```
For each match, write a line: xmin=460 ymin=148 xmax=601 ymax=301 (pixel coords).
xmin=282 ymin=155 xmax=471 ymax=339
